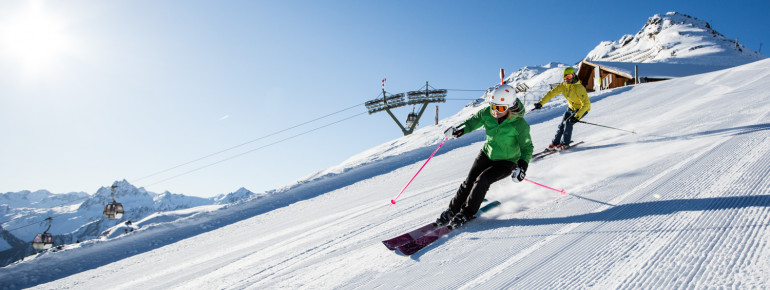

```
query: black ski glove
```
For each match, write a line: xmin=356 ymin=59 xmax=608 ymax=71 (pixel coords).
xmin=568 ymin=115 xmax=580 ymax=123
xmin=443 ymin=127 xmax=464 ymax=139
xmin=511 ymin=160 xmax=528 ymax=183
xmin=533 ymin=103 xmax=542 ymax=110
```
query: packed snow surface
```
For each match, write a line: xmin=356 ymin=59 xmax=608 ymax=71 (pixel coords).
xmin=1 ymin=55 xmax=768 ymax=289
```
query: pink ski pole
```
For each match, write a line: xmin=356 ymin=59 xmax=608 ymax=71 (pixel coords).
xmin=391 ymin=138 xmax=449 ymax=205
xmin=525 ymin=178 xmax=566 ymax=195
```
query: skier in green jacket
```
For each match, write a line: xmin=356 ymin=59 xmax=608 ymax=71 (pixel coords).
xmin=532 ymin=67 xmax=591 ymax=151
xmin=438 ymin=83 xmax=534 ymax=228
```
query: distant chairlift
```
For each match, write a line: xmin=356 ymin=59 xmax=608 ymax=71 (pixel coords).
xmin=103 ymin=184 xmax=124 ymax=220
xmin=32 ymin=217 xmax=54 ymax=251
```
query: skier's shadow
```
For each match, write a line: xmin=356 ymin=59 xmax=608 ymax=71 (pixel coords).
xmin=408 ymin=230 xmax=466 ymax=261
xmin=465 ymin=194 xmax=770 ymax=234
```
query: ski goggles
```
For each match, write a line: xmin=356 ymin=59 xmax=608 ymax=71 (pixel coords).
xmin=564 ymin=74 xmax=574 ymax=81
xmin=490 ymin=104 xmax=508 ymax=112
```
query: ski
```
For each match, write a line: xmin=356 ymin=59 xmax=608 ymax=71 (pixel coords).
xmin=382 ymin=223 xmax=437 ymax=251
xmin=532 ymin=141 xmax=576 ymax=160
xmin=531 ymin=149 xmax=557 ymax=160
xmin=382 ymin=199 xmax=490 ymax=250
xmin=394 ymin=200 xmax=501 ymax=256
xmin=531 ymin=141 xmax=583 ymax=161
xmin=559 ymin=141 xmax=584 ymax=152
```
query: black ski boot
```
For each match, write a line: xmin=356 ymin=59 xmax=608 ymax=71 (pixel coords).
xmin=449 ymin=212 xmax=471 ymax=229
xmin=436 ymin=209 xmax=455 ymax=226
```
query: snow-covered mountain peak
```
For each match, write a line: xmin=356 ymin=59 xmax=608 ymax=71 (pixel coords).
xmin=586 ymin=12 xmax=765 ymax=65
xmin=640 ymin=12 xmax=715 ymax=37
xmin=505 ymin=62 xmax=569 ymax=84
xmin=77 ymin=180 xmax=150 ymax=210
xmin=0 ymin=190 xmax=88 ymax=209
xmin=212 ymin=187 xmax=258 ymax=205
xmin=0 ymin=180 xmax=239 ymax=267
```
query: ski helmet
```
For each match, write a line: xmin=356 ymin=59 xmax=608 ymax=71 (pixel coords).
xmin=489 ymin=84 xmax=519 ymax=112
xmin=563 ymin=67 xmax=577 ymax=84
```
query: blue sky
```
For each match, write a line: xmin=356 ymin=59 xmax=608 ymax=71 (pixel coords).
xmin=0 ymin=0 xmax=767 ymax=198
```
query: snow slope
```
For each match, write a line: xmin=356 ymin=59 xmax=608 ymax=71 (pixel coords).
xmin=1 ymin=56 xmax=768 ymax=289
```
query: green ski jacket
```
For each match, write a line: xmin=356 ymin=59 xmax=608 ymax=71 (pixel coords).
xmin=462 ymin=101 xmax=534 ymax=164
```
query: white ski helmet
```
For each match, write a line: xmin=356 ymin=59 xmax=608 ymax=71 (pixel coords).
xmin=489 ymin=84 xmax=519 ymax=112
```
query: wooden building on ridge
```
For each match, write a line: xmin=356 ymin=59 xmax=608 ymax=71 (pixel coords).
xmin=576 ymin=60 xmax=734 ymax=92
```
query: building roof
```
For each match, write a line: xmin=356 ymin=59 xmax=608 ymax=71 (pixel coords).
xmin=581 ymin=60 xmax=735 ymax=79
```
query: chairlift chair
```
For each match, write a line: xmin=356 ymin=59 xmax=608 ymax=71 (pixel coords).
xmin=32 ymin=217 xmax=54 ymax=251
xmin=104 ymin=201 xmax=124 ymax=219
xmin=32 ymin=233 xmax=53 ymax=251
xmin=406 ymin=112 xmax=418 ymax=129
xmin=103 ymin=184 xmax=125 ymax=220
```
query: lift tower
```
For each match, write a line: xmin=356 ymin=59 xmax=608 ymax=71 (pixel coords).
xmin=365 ymin=80 xmax=446 ymax=136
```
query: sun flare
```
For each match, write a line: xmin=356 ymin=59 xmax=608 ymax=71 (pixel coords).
xmin=0 ymin=1 xmax=76 ymax=76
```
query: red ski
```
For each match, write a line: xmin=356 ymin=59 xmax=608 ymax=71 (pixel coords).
xmin=393 ymin=201 xmax=501 ymax=256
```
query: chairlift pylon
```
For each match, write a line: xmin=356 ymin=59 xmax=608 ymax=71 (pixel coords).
xmin=103 ymin=184 xmax=124 ymax=220
xmin=32 ymin=217 xmax=54 ymax=251
xmin=365 ymin=80 xmax=445 ymax=136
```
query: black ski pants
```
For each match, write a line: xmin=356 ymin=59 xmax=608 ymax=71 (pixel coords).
xmin=448 ymin=151 xmax=514 ymax=217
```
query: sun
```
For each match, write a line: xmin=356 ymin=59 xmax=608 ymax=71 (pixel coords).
xmin=0 ymin=1 xmax=76 ymax=77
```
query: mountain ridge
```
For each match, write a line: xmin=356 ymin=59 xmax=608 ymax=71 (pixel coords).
xmin=586 ymin=12 xmax=764 ymax=64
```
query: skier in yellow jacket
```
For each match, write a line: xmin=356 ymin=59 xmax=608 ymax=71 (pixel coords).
xmin=532 ymin=67 xmax=591 ymax=151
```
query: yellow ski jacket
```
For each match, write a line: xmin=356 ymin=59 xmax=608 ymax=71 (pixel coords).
xmin=537 ymin=81 xmax=591 ymax=119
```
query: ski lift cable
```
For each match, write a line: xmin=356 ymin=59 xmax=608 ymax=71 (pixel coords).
xmin=131 ymin=102 xmax=367 ymax=183
xmin=0 ymin=109 xmax=371 ymax=233
xmin=2 ymin=220 xmax=45 ymax=232
xmin=4 ymin=88 xmax=470 ymax=232
xmin=1 ymin=102 xmax=371 ymax=232
xmin=3 ymin=211 xmax=72 ymax=233
xmin=2 ymin=91 xmax=476 ymax=233
xmin=142 ymin=111 xmax=369 ymax=187
xmin=446 ymin=89 xmax=486 ymax=92
xmin=1 ymin=88 xmax=514 ymax=234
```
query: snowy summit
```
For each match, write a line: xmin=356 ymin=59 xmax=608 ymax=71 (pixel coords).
xmin=586 ymin=12 xmax=764 ymax=65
